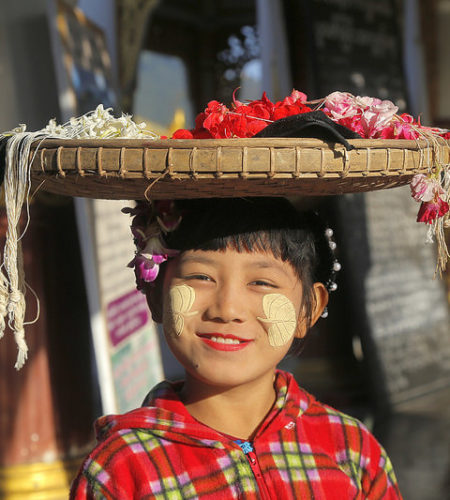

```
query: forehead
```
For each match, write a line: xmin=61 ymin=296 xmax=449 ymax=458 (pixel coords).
xmin=173 ymin=247 xmax=298 ymax=279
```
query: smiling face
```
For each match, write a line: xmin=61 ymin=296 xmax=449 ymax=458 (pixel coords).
xmin=159 ymin=247 xmax=323 ymax=390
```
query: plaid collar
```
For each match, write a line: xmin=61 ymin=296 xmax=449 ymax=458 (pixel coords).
xmin=95 ymin=370 xmax=314 ymax=448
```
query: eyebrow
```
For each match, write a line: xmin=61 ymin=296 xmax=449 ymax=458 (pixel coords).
xmin=179 ymin=255 xmax=216 ymax=265
xmin=179 ymin=254 xmax=291 ymax=278
xmin=250 ymin=259 xmax=290 ymax=277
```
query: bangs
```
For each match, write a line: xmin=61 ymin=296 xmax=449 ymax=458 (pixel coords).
xmin=165 ymin=198 xmax=307 ymax=254
xmin=188 ymin=230 xmax=286 ymax=258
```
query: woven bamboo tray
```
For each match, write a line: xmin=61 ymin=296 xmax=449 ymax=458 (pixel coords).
xmin=29 ymin=137 xmax=449 ymax=199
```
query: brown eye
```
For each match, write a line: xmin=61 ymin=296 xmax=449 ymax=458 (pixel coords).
xmin=186 ymin=274 xmax=212 ymax=282
xmin=250 ymin=280 xmax=276 ymax=288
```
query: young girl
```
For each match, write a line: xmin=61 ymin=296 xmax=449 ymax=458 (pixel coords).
xmin=70 ymin=197 xmax=402 ymax=499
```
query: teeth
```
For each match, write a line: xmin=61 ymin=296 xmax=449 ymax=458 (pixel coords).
xmin=210 ymin=336 xmax=240 ymax=344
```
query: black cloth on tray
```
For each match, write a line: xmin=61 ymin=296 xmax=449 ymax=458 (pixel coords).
xmin=254 ymin=110 xmax=361 ymax=150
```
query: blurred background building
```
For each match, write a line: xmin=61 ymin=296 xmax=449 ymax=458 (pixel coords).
xmin=0 ymin=0 xmax=449 ymax=498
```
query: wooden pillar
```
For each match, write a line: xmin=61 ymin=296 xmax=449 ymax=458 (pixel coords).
xmin=0 ymin=197 xmax=98 ymax=499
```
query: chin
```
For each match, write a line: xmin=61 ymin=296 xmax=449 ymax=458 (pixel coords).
xmin=185 ymin=361 xmax=276 ymax=389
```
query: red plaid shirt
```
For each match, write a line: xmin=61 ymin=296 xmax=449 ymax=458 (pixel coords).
xmin=71 ymin=370 xmax=402 ymax=499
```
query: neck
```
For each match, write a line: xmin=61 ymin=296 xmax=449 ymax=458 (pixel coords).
xmin=180 ymin=370 xmax=278 ymax=440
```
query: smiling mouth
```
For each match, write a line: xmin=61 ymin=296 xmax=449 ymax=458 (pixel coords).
xmin=197 ymin=333 xmax=252 ymax=351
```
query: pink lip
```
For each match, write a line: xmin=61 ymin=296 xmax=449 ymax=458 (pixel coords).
xmin=197 ymin=333 xmax=252 ymax=352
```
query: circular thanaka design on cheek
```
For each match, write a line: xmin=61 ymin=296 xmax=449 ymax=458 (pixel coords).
xmin=164 ymin=284 xmax=198 ymax=337
xmin=257 ymin=293 xmax=297 ymax=347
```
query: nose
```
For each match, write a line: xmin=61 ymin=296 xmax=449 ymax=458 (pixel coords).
xmin=204 ymin=282 xmax=247 ymax=323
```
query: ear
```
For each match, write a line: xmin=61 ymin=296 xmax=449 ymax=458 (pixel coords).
xmin=294 ymin=282 xmax=329 ymax=339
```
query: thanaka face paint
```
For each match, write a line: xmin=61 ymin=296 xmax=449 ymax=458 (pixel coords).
xmin=164 ymin=284 xmax=198 ymax=337
xmin=257 ymin=293 xmax=297 ymax=347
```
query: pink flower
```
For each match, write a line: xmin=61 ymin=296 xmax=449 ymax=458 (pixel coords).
xmin=379 ymin=122 xmax=419 ymax=140
xmin=410 ymin=174 xmax=444 ymax=202
xmin=128 ymin=225 xmax=179 ymax=289
xmin=355 ymin=96 xmax=398 ymax=127
xmin=323 ymin=92 xmax=359 ymax=120
xmin=134 ymin=255 xmax=160 ymax=282
xmin=131 ymin=227 xmax=146 ymax=249
xmin=323 ymin=92 xmax=398 ymax=138
xmin=155 ymin=200 xmax=182 ymax=232
xmin=359 ymin=99 xmax=398 ymax=138
xmin=141 ymin=236 xmax=179 ymax=260
xmin=417 ymin=197 xmax=449 ymax=224
xmin=276 ymin=89 xmax=308 ymax=106
xmin=399 ymin=113 xmax=415 ymax=124
xmin=379 ymin=114 xmax=420 ymax=139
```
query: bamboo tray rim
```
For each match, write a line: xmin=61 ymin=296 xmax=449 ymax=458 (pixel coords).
xmin=31 ymin=137 xmax=450 ymax=150
xmin=27 ymin=136 xmax=449 ymax=199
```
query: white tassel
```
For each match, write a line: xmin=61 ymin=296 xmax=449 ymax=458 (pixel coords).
xmin=14 ymin=329 xmax=28 ymax=370
xmin=0 ymin=276 xmax=8 ymax=338
xmin=0 ymin=106 xmax=157 ymax=369
xmin=2 ymin=132 xmax=46 ymax=368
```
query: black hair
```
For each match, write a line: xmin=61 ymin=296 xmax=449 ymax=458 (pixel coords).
xmin=155 ymin=197 xmax=336 ymax=335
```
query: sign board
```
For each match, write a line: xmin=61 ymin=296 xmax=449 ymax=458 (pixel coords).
xmin=337 ymin=189 xmax=450 ymax=406
xmin=89 ymin=200 xmax=163 ymax=413
xmin=48 ymin=0 xmax=164 ymax=413
xmin=283 ymin=0 xmax=450 ymax=406
xmin=286 ymin=0 xmax=407 ymax=106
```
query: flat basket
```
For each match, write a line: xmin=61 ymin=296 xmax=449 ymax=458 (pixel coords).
xmin=29 ymin=137 xmax=449 ymax=199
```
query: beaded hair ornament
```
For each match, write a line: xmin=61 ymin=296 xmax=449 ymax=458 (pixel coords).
xmin=321 ymin=227 xmax=341 ymax=318
xmin=124 ymin=200 xmax=341 ymax=318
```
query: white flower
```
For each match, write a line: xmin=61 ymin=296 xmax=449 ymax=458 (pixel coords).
xmin=42 ymin=104 xmax=158 ymax=140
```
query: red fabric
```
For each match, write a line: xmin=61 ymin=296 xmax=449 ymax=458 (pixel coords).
xmin=71 ymin=371 xmax=402 ymax=499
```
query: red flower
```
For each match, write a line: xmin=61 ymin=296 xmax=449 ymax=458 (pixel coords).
xmin=272 ymin=89 xmax=311 ymax=121
xmin=235 ymin=91 xmax=274 ymax=118
xmin=195 ymin=112 xmax=207 ymax=129
xmin=246 ymin=118 xmax=269 ymax=136
xmin=279 ymin=89 xmax=308 ymax=105
xmin=172 ymin=129 xmax=194 ymax=139
xmin=275 ymin=89 xmax=308 ymax=108
xmin=416 ymin=196 xmax=449 ymax=224
xmin=398 ymin=113 xmax=415 ymax=123
xmin=172 ymin=90 xmax=313 ymax=139
xmin=192 ymin=129 xmax=213 ymax=139
xmin=219 ymin=112 xmax=248 ymax=138
xmin=202 ymin=100 xmax=229 ymax=138
xmin=173 ymin=92 xmax=280 ymax=139
xmin=272 ymin=102 xmax=312 ymax=121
